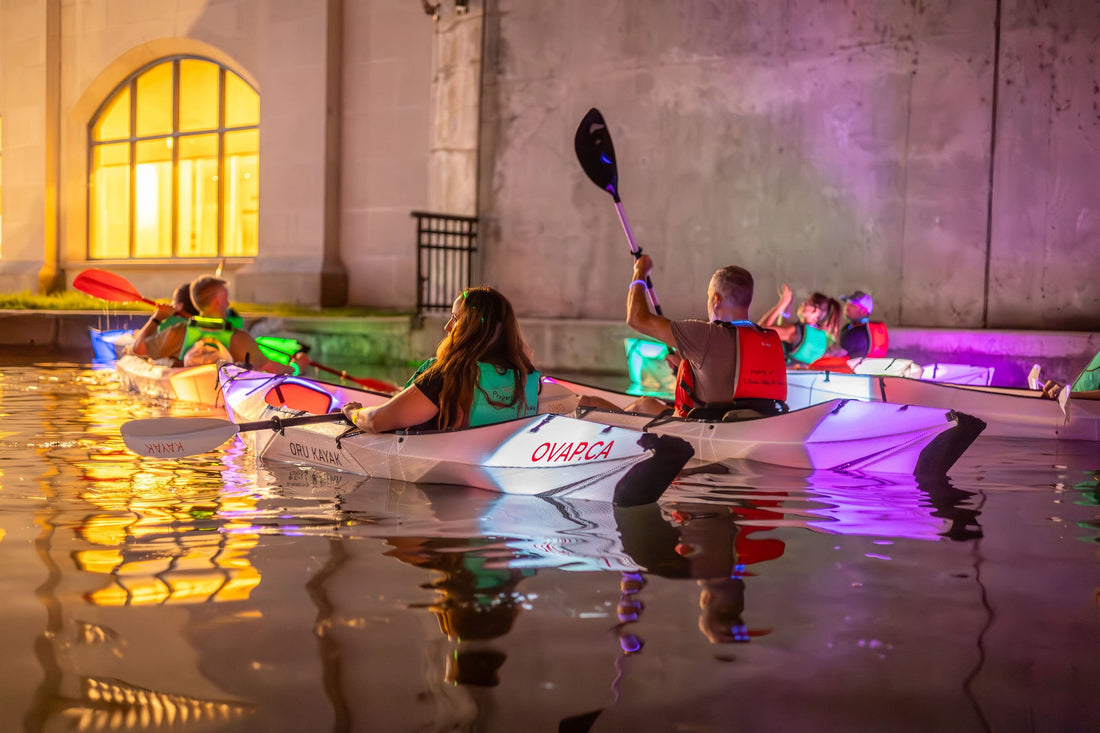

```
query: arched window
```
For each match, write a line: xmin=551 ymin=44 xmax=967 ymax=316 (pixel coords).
xmin=88 ymin=57 xmax=258 ymax=259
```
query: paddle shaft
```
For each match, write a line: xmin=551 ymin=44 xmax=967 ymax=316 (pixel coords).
xmin=237 ymin=412 xmax=350 ymax=433
xmin=306 ymin=360 xmax=398 ymax=392
xmin=615 ymin=201 xmax=663 ymax=317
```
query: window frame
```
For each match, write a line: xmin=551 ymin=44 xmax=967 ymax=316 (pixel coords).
xmin=86 ymin=55 xmax=259 ymax=260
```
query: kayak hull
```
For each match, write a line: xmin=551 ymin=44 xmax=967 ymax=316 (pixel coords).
xmin=218 ymin=366 xmax=693 ymax=505
xmin=115 ymin=354 xmax=221 ymax=405
xmin=785 ymin=371 xmax=1097 ymax=440
xmin=90 ymin=327 xmax=134 ymax=363
xmin=542 ymin=378 xmax=984 ymax=476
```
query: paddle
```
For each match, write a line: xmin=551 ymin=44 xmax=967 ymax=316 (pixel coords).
xmin=73 ymin=268 xmax=157 ymax=306
xmin=120 ymin=412 xmax=350 ymax=458
xmin=299 ymin=360 xmax=399 ymax=393
xmin=574 ymin=107 xmax=663 ymax=316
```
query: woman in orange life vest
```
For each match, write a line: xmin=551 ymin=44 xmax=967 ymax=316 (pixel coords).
xmin=581 ymin=253 xmax=787 ymax=417
xmin=342 ymin=286 xmax=540 ymax=433
xmin=758 ymin=284 xmax=845 ymax=367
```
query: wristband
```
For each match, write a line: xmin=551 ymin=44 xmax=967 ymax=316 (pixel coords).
xmin=780 ymin=311 xmax=790 ymax=320
xmin=151 ymin=317 xmax=162 ymax=325
xmin=629 ymin=279 xmax=648 ymax=291
xmin=290 ymin=361 xmax=300 ymax=376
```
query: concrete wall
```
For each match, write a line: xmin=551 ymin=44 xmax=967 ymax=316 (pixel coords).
xmin=339 ymin=0 xmax=433 ymax=309
xmin=0 ymin=0 xmax=49 ymax=292
xmin=478 ymin=0 xmax=1099 ymax=329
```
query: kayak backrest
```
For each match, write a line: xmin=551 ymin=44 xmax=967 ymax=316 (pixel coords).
xmin=683 ymin=398 xmax=789 ymax=422
xmin=264 ymin=380 xmax=334 ymax=415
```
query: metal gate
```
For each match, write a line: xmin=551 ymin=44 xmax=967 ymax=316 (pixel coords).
xmin=412 ymin=210 xmax=478 ymax=314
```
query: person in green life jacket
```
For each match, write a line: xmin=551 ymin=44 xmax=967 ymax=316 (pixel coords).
xmin=342 ymin=286 xmax=539 ymax=432
xmin=757 ymin=284 xmax=844 ymax=366
xmin=132 ymin=275 xmax=306 ymax=375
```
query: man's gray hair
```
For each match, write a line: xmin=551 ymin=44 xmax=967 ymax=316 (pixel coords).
xmin=709 ymin=266 xmax=754 ymax=309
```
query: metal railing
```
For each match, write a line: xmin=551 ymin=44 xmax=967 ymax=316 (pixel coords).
xmin=412 ymin=210 xmax=478 ymax=315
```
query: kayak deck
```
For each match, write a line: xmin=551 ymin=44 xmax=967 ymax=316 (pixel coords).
xmin=543 ymin=377 xmax=985 ymax=476
xmin=218 ymin=365 xmax=693 ymax=505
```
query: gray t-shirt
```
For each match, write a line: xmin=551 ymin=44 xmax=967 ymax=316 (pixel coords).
xmin=669 ymin=319 xmax=740 ymax=405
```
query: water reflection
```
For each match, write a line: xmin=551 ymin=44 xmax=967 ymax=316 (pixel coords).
xmin=669 ymin=463 xmax=985 ymax=543
xmin=5 ymin=362 xmax=1100 ymax=731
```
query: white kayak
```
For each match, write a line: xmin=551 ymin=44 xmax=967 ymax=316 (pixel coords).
xmin=209 ymin=365 xmax=694 ymax=506
xmin=539 ymin=377 xmax=985 ymax=476
xmin=115 ymin=354 xmax=221 ymax=406
xmin=784 ymin=370 xmax=1098 ymax=441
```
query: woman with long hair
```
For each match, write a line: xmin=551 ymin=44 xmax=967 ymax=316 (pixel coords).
xmin=758 ymin=284 xmax=844 ymax=365
xmin=342 ymin=287 xmax=539 ymax=432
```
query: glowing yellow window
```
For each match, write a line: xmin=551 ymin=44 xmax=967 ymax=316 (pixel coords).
xmin=88 ymin=57 xmax=259 ymax=260
xmin=0 ymin=116 xmax=4 ymax=256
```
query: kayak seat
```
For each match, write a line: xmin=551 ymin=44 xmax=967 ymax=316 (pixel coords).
xmin=684 ymin=398 xmax=789 ymax=422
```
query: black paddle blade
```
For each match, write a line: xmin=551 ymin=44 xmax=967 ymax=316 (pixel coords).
xmin=574 ymin=107 xmax=621 ymax=202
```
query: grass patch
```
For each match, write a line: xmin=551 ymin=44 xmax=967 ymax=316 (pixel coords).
xmin=0 ymin=290 xmax=408 ymax=318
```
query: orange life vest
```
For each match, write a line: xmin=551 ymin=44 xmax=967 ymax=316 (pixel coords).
xmin=866 ymin=321 xmax=889 ymax=357
xmin=674 ymin=323 xmax=787 ymax=417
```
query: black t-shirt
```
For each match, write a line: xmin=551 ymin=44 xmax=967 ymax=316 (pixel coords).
xmin=839 ymin=322 xmax=870 ymax=358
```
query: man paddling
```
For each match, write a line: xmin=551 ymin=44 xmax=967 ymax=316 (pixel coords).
xmin=585 ymin=254 xmax=787 ymax=417
xmin=132 ymin=276 xmax=306 ymax=375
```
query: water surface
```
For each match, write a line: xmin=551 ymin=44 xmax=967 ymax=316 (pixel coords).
xmin=0 ymin=360 xmax=1097 ymax=732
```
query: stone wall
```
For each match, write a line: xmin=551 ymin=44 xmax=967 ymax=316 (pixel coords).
xmin=477 ymin=0 xmax=1099 ymax=329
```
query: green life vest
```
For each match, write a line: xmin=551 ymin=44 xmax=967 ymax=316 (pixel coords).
xmin=158 ymin=315 xmax=188 ymax=331
xmin=179 ymin=317 xmax=235 ymax=360
xmin=1072 ymin=349 xmax=1100 ymax=392
xmin=787 ymin=324 xmax=828 ymax=365
xmin=470 ymin=363 xmax=540 ymax=427
xmin=408 ymin=358 xmax=540 ymax=427
xmin=226 ymin=308 xmax=244 ymax=331
xmin=405 ymin=358 xmax=435 ymax=389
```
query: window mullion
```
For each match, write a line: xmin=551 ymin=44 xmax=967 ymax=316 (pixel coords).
xmin=128 ymin=80 xmax=136 ymax=259
xmin=171 ymin=59 xmax=180 ymax=258
xmin=217 ymin=67 xmax=226 ymax=259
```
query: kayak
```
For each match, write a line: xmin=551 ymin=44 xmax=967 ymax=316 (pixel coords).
xmin=624 ymin=338 xmax=993 ymax=395
xmin=115 ymin=354 xmax=221 ymax=405
xmin=90 ymin=327 xmax=135 ymax=363
xmin=539 ymin=377 xmax=985 ymax=476
xmin=89 ymin=327 xmax=303 ymax=366
xmin=215 ymin=365 xmax=694 ymax=506
xmin=784 ymin=370 xmax=1099 ymax=441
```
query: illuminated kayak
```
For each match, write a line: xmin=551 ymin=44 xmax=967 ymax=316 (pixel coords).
xmin=784 ymin=371 xmax=1098 ymax=441
xmin=115 ymin=354 xmax=221 ymax=405
xmin=214 ymin=365 xmax=694 ymax=506
xmin=539 ymin=378 xmax=985 ymax=476
xmin=89 ymin=327 xmax=303 ymax=366
xmin=90 ymin=327 xmax=135 ymax=363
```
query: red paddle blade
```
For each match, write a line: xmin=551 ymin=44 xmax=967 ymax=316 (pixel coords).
xmin=73 ymin=269 xmax=156 ymax=306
